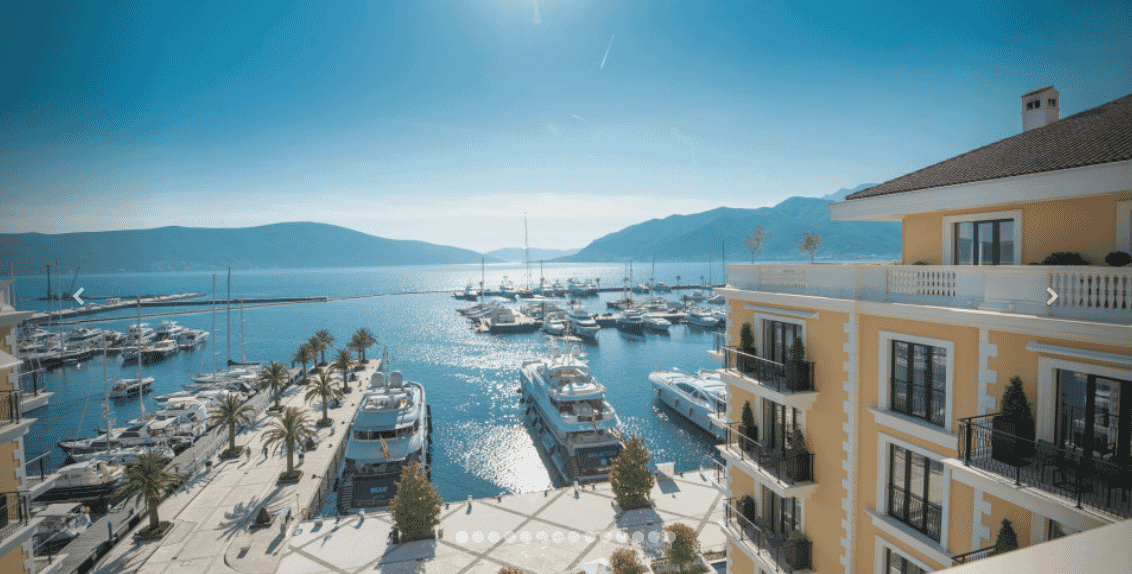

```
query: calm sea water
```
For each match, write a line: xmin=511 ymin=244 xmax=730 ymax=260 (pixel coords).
xmin=17 ymin=261 xmax=727 ymax=501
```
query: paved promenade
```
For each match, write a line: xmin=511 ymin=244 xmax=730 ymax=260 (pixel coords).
xmin=278 ymin=470 xmax=726 ymax=574
xmin=90 ymin=360 xmax=382 ymax=574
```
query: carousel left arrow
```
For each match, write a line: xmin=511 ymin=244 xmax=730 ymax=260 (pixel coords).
xmin=72 ymin=287 xmax=85 ymax=305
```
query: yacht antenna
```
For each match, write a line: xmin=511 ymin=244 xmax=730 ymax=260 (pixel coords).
xmin=137 ymin=297 xmax=145 ymax=419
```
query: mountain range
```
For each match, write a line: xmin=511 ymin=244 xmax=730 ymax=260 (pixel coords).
xmin=1 ymin=222 xmax=497 ymax=276
xmin=559 ymin=184 xmax=901 ymax=262
xmin=3 ymin=184 xmax=901 ymax=275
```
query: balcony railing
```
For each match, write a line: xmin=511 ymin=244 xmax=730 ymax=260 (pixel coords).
xmin=726 ymin=263 xmax=1132 ymax=322
xmin=887 ymin=484 xmax=943 ymax=542
xmin=0 ymin=491 xmax=30 ymax=541
xmin=723 ymin=499 xmax=800 ymax=573
xmin=951 ymin=545 xmax=997 ymax=566
xmin=18 ymin=368 xmax=45 ymax=396
xmin=23 ymin=452 xmax=52 ymax=492
xmin=1 ymin=390 xmax=20 ymax=426
xmin=890 ymin=379 xmax=946 ymax=427
xmin=725 ymin=423 xmax=814 ymax=485
xmin=958 ymin=414 xmax=1132 ymax=518
xmin=721 ymin=347 xmax=816 ymax=393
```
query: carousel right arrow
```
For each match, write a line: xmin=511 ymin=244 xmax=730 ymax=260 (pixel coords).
xmin=1046 ymin=287 xmax=1059 ymax=306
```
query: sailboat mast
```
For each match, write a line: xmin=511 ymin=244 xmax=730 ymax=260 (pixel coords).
xmin=524 ymin=213 xmax=531 ymax=289
xmin=137 ymin=297 xmax=145 ymax=419
xmin=226 ymin=266 xmax=231 ymax=366
xmin=240 ymin=296 xmax=246 ymax=362
xmin=103 ymin=336 xmax=110 ymax=453
xmin=211 ymin=275 xmax=216 ymax=378
xmin=480 ymin=257 xmax=485 ymax=303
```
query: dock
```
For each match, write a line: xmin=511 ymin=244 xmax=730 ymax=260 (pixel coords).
xmin=27 ymin=295 xmax=330 ymax=325
xmin=84 ymin=361 xmax=382 ymax=574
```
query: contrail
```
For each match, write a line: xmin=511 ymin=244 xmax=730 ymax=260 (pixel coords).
xmin=570 ymin=114 xmax=592 ymax=125
xmin=600 ymin=33 xmax=614 ymax=69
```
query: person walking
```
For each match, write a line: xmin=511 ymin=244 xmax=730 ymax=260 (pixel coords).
xmin=263 ymin=445 xmax=269 ymax=459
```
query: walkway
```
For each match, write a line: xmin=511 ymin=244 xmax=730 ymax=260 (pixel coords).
xmin=278 ymin=470 xmax=726 ymax=574
xmin=89 ymin=360 xmax=382 ymax=574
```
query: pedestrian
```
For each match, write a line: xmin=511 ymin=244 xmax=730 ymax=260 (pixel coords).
xmin=245 ymin=446 xmax=250 ymax=462
xmin=263 ymin=445 xmax=269 ymax=459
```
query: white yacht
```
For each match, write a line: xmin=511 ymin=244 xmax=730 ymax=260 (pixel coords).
xmin=520 ymin=346 xmax=623 ymax=484
xmin=154 ymin=320 xmax=185 ymax=340
xmin=58 ymin=420 xmax=173 ymax=455
xmin=567 ymin=304 xmax=600 ymax=340
xmin=642 ymin=314 xmax=671 ymax=333
xmin=33 ymin=461 xmax=124 ymax=503
xmin=109 ymin=377 xmax=154 ymax=398
xmin=33 ymin=503 xmax=92 ymax=550
xmin=616 ymin=309 xmax=646 ymax=334
xmin=66 ymin=327 xmax=105 ymax=344
xmin=685 ymin=307 xmax=722 ymax=328
xmin=71 ymin=444 xmax=176 ymax=466
xmin=340 ymin=370 xmax=430 ymax=511
xmin=650 ymin=369 xmax=727 ymax=441
xmin=177 ymin=328 xmax=209 ymax=350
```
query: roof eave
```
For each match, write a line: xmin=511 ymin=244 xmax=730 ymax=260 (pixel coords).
xmin=831 ymin=159 xmax=1132 ymax=221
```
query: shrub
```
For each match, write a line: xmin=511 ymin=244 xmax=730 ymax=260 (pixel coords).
xmin=740 ymin=401 xmax=756 ymax=440
xmin=610 ymin=434 xmax=654 ymax=509
xmin=994 ymin=519 xmax=1019 ymax=554
xmin=610 ymin=548 xmax=648 ymax=574
xmin=390 ymin=461 xmax=443 ymax=536
xmin=789 ymin=337 xmax=805 ymax=363
xmin=1105 ymin=251 xmax=1132 ymax=267
xmin=664 ymin=523 xmax=701 ymax=573
xmin=739 ymin=323 xmax=754 ymax=350
xmin=1041 ymin=252 xmax=1089 ymax=265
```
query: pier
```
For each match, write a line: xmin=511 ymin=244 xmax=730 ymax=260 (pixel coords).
xmin=83 ymin=361 xmax=380 ymax=574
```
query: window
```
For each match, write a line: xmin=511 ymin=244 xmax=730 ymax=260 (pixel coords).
xmin=763 ymin=319 xmax=801 ymax=364
xmin=891 ymin=341 xmax=946 ymax=427
xmin=1049 ymin=98 xmax=1057 ymax=107
xmin=887 ymin=445 xmax=943 ymax=541
xmin=1055 ymin=370 xmax=1131 ymax=464
xmin=762 ymin=401 xmax=800 ymax=451
xmin=955 ymin=219 xmax=1014 ymax=265
xmin=885 ymin=548 xmax=927 ymax=574
xmin=760 ymin=486 xmax=798 ymax=535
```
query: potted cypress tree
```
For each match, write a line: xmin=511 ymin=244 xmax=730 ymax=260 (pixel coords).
xmin=784 ymin=529 xmax=812 ymax=570
xmin=994 ymin=519 xmax=1019 ymax=555
xmin=786 ymin=338 xmax=811 ymax=391
xmin=738 ymin=322 xmax=756 ymax=373
xmin=739 ymin=494 xmax=757 ymax=525
xmin=740 ymin=401 xmax=758 ymax=443
xmin=992 ymin=376 xmax=1036 ymax=466
xmin=784 ymin=424 xmax=812 ymax=482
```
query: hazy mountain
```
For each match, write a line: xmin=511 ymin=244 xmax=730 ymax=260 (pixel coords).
xmin=485 ymin=247 xmax=581 ymax=262
xmin=2 ymin=222 xmax=499 ymax=276
xmin=560 ymin=184 xmax=901 ymax=262
xmin=820 ymin=183 xmax=875 ymax=201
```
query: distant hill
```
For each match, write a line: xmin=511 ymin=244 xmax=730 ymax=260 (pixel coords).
xmin=2 ymin=222 xmax=499 ymax=275
xmin=485 ymin=247 xmax=581 ymax=262
xmin=560 ymin=184 xmax=901 ymax=262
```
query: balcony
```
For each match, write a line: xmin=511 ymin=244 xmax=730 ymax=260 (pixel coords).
xmin=0 ymin=490 xmax=31 ymax=542
xmin=717 ymin=347 xmax=817 ymax=410
xmin=951 ymin=544 xmax=997 ymax=566
xmin=723 ymin=499 xmax=812 ymax=573
xmin=21 ymin=452 xmax=59 ymax=500
xmin=722 ymin=423 xmax=816 ymax=499
xmin=887 ymin=483 xmax=943 ymax=542
xmin=955 ymin=414 xmax=1132 ymax=519
xmin=724 ymin=263 xmax=1132 ymax=323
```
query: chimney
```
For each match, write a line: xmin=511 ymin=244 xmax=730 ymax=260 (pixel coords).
xmin=1021 ymin=86 xmax=1059 ymax=132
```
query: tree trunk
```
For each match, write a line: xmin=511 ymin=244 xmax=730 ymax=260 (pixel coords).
xmin=147 ymin=495 xmax=161 ymax=531
xmin=322 ymin=400 xmax=328 ymax=423
xmin=286 ymin=441 xmax=294 ymax=472
xmin=228 ymin=421 xmax=236 ymax=452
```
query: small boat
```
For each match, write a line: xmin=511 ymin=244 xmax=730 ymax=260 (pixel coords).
xmin=650 ymin=369 xmax=728 ymax=441
xmin=642 ymin=314 xmax=671 ymax=333
xmin=177 ymin=328 xmax=209 ymax=350
xmin=66 ymin=327 xmax=105 ymax=344
xmin=542 ymin=319 xmax=567 ymax=336
xmin=686 ymin=307 xmax=722 ymax=328
xmin=154 ymin=320 xmax=185 ymax=340
xmin=33 ymin=502 xmax=92 ymax=552
xmin=109 ymin=377 xmax=154 ymax=398
xmin=71 ymin=445 xmax=176 ymax=466
xmin=653 ymin=282 xmax=672 ymax=293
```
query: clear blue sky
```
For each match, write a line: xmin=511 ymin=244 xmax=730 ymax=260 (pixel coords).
xmin=3 ymin=0 xmax=1130 ymax=252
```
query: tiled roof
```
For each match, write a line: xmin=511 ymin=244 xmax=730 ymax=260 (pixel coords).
xmin=846 ymin=93 xmax=1132 ymax=200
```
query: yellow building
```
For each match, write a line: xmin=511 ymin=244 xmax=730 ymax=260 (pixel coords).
xmin=715 ymin=89 xmax=1132 ymax=574
xmin=1 ymin=280 xmax=54 ymax=574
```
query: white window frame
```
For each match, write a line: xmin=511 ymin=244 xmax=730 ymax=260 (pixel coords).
xmin=942 ymin=210 xmax=1022 ymax=266
xmin=876 ymin=432 xmax=952 ymax=553
xmin=1035 ymin=356 xmax=1132 ymax=444
xmin=874 ymin=535 xmax=935 ymax=574
xmin=877 ymin=331 xmax=956 ymax=447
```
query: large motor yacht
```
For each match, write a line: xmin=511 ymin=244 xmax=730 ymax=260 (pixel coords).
xmin=520 ymin=345 xmax=623 ymax=484
xmin=649 ymin=368 xmax=728 ymax=441
xmin=339 ymin=370 xmax=430 ymax=512
xmin=33 ymin=460 xmax=124 ymax=504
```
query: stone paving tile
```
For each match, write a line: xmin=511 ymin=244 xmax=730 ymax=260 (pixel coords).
xmin=300 ymin=520 xmax=388 ymax=569
xmin=275 ymin=551 xmax=329 ymax=574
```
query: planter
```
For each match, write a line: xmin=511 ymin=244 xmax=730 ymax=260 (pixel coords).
xmin=277 ymin=470 xmax=303 ymax=484
xmin=991 ymin=417 xmax=1034 ymax=466
xmin=613 ymin=498 xmax=653 ymax=512
xmin=739 ymin=424 xmax=758 ymax=443
xmin=785 ymin=452 xmax=812 ymax=482
xmin=399 ymin=530 xmax=437 ymax=542
xmin=135 ymin=521 xmax=173 ymax=541
xmin=785 ymin=537 xmax=812 ymax=570
xmin=219 ymin=447 xmax=244 ymax=460
xmin=786 ymin=361 xmax=812 ymax=392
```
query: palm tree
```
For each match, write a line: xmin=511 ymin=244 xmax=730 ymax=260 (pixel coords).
xmin=292 ymin=343 xmax=316 ymax=382
xmin=350 ymin=328 xmax=377 ymax=363
xmin=261 ymin=406 xmax=317 ymax=474
xmin=258 ymin=361 xmax=290 ymax=410
xmin=209 ymin=394 xmax=257 ymax=454
xmin=304 ymin=370 xmax=342 ymax=425
xmin=307 ymin=335 xmax=326 ymax=367
xmin=314 ymin=329 xmax=335 ymax=364
xmin=332 ymin=348 xmax=354 ymax=392
xmin=115 ymin=452 xmax=182 ymax=534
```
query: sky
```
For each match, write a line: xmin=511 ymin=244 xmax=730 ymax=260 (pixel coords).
xmin=2 ymin=1 xmax=1131 ymax=253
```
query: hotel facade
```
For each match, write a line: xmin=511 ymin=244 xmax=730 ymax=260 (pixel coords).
xmin=715 ymin=88 xmax=1132 ymax=573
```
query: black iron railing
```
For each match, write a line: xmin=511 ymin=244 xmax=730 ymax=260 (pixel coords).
xmin=887 ymin=484 xmax=942 ymax=542
xmin=19 ymin=368 xmax=44 ymax=396
xmin=723 ymin=499 xmax=796 ymax=574
xmin=721 ymin=347 xmax=815 ymax=393
xmin=23 ymin=452 xmax=52 ymax=491
xmin=951 ymin=545 xmax=996 ymax=566
xmin=958 ymin=413 xmax=1132 ymax=518
xmin=0 ymin=390 xmax=20 ymax=426
xmin=0 ymin=491 xmax=30 ymax=541
xmin=726 ymin=423 xmax=815 ymax=485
